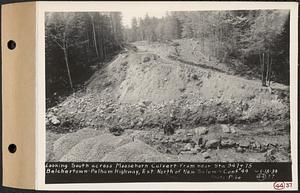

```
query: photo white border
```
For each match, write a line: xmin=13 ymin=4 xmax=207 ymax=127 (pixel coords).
xmin=36 ymin=1 xmax=298 ymax=191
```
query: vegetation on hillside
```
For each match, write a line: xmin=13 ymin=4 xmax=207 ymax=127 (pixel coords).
xmin=46 ymin=10 xmax=290 ymax=107
xmin=45 ymin=12 xmax=123 ymax=106
xmin=124 ymin=10 xmax=290 ymax=85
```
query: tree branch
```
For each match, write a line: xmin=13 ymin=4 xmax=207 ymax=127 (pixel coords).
xmin=49 ymin=34 xmax=65 ymax=50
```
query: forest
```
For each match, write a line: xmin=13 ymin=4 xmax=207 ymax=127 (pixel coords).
xmin=45 ymin=12 xmax=123 ymax=106
xmin=46 ymin=10 xmax=290 ymax=106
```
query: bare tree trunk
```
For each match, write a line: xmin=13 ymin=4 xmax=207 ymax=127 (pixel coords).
xmin=101 ymin=22 xmax=106 ymax=62
xmin=110 ymin=14 xmax=117 ymax=44
xmin=86 ymin=31 xmax=90 ymax=63
xmin=261 ymin=52 xmax=266 ymax=86
xmin=259 ymin=52 xmax=262 ymax=83
xmin=63 ymin=46 xmax=74 ymax=91
xmin=259 ymin=52 xmax=262 ymax=68
xmin=266 ymin=51 xmax=270 ymax=85
xmin=61 ymin=32 xmax=74 ymax=91
xmin=201 ymin=15 xmax=205 ymax=52
xmin=90 ymin=14 xmax=99 ymax=61
xmin=103 ymin=44 xmax=107 ymax=60
xmin=268 ymin=58 xmax=273 ymax=86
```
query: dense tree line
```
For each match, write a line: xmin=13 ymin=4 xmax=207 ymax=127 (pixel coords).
xmin=46 ymin=12 xmax=123 ymax=105
xmin=124 ymin=10 xmax=290 ymax=85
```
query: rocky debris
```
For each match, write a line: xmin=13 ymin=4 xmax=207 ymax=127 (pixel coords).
xmin=46 ymin=41 xmax=290 ymax=162
xmin=236 ymin=146 xmax=245 ymax=153
xmin=220 ymin=124 xmax=237 ymax=134
xmin=106 ymin=107 xmax=115 ymax=113
xmin=190 ymin=148 xmax=198 ymax=154
xmin=170 ymin=42 xmax=180 ymax=47
xmin=109 ymin=126 xmax=124 ymax=136
xmin=238 ymin=140 xmax=251 ymax=148
xmin=163 ymin=125 xmax=175 ymax=135
xmin=103 ymin=81 xmax=112 ymax=87
xmin=251 ymin=141 xmax=261 ymax=149
xmin=221 ymin=124 xmax=231 ymax=133
xmin=220 ymin=139 xmax=235 ymax=148
xmin=198 ymin=137 xmax=208 ymax=148
xmin=202 ymin=152 xmax=211 ymax=159
xmin=206 ymin=139 xmax=220 ymax=149
xmin=143 ymin=56 xmax=151 ymax=63
xmin=121 ymin=61 xmax=128 ymax=66
xmin=179 ymin=87 xmax=186 ymax=92
xmin=230 ymin=126 xmax=237 ymax=134
xmin=258 ymin=146 xmax=268 ymax=153
xmin=169 ymin=138 xmax=175 ymax=143
xmin=142 ymin=100 xmax=152 ymax=106
xmin=48 ymin=115 xmax=60 ymax=126
xmin=194 ymin=144 xmax=201 ymax=151
xmin=196 ymin=81 xmax=203 ymax=87
xmin=182 ymin=137 xmax=191 ymax=143
xmin=198 ymin=137 xmax=203 ymax=145
xmin=175 ymin=129 xmax=185 ymax=134
xmin=194 ymin=127 xmax=208 ymax=135
xmin=191 ymin=73 xmax=198 ymax=80
xmin=264 ymin=148 xmax=277 ymax=162
xmin=183 ymin=143 xmax=193 ymax=151
xmin=49 ymin=107 xmax=59 ymax=113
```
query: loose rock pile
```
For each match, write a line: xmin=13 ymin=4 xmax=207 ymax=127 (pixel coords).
xmin=46 ymin=43 xmax=290 ymax=162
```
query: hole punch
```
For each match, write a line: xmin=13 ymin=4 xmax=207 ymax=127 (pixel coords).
xmin=7 ymin=40 xmax=16 ymax=50
xmin=8 ymin=144 xmax=17 ymax=153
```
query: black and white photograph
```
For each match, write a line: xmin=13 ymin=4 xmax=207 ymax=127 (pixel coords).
xmin=43 ymin=3 xmax=295 ymax=185
xmin=45 ymin=9 xmax=290 ymax=162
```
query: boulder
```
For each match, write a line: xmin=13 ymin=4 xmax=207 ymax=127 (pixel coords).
xmin=121 ymin=61 xmax=128 ymax=66
xmin=143 ymin=56 xmax=151 ymax=63
xmin=142 ymin=100 xmax=152 ymax=106
xmin=198 ymin=137 xmax=203 ymax=145
xmin=220 ymin=139 xmax=235 ymax=148
xmin=206 ymin=139 xmax=220 ymax=149
xmin=236 ymin=146 xmax=244 ymax=153
xmin=182 ymin=137 xmax=190 ymax=143
xmin=220 ymin=124 xmax=231 ymax=133
xmin=194 ymin=145 xmax=201 ymax=151
xmin=239 ymin=140 xmax=250 ymax=148
xmin=194 ymin=127 xmax=208 ymax=135
xmin=46 ymin=111 xmax=54 ymax=118
xmin=230 ymin=126 xmax=237 ymax=134
xmin=202 ymin=152 xmax=211 ymax=159
xmin=170 ymin=42 xmax=180 ymax=46
xmin=50 ymin=116 xmax=60 ymax=126
xmin=50 ymin=107 xmax=58 ymax=112
xmin=251 ymin=141 xmax=261 ymax=149
xmin=179 ymin=87 xmax=186 ymax=92
xmin=103 ymin=81 xmax=112 ymax=87
xmin=106 ymin=107 xmax=114 ymax=113
xmin=191 ymin=148 xmax=198 ymax=154
xmin=183 ymin=143 xmax=193 ymax=151
xmin=191 ymin=73 xmax=198 ymax=80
